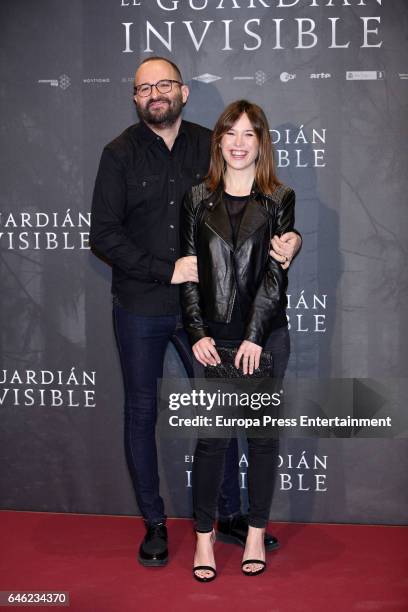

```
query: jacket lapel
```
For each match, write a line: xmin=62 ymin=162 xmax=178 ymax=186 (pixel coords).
xmin=203 ymin=186 xmax=271 ymax=252
xmin=204 ymin=187 xmax=234 ymax=250
xmin=235 ymin=196 xmax=270 ymax=251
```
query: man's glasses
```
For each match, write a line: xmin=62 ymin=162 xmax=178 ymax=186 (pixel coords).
xmin=134 ymin=79 xmax=183 ymax=97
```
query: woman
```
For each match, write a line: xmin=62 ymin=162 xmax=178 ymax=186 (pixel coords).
xmin=181 ymin=100 xmax=296 ymax=581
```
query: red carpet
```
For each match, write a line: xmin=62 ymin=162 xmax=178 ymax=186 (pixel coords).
xmin=0 ymin=511 xmax=407 ymax=612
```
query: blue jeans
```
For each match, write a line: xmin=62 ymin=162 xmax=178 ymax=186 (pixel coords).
xmin=112 ymin=302 xmax=246 ymax=524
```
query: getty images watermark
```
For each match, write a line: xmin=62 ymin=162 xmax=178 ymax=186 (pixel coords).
xmin=158 ymin=378 xmax=407 ymax=439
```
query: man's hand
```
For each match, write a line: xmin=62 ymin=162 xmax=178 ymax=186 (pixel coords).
xmin=270 ymin=231 xmax=302 ymax=270
xmin=171 ymin=256 xmax=198 ymax=284
xmin=192 ymin=337 xmax=221 ymax=366
xmin=235 ymin=340 xmax=262 ymax=375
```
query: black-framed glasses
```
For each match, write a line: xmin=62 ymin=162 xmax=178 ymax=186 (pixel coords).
xmin=134 ymin=79 xmax=183 ymax=97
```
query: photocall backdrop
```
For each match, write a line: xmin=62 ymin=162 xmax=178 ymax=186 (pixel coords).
xmin=1 ymin=1 xmax=407 ymax=525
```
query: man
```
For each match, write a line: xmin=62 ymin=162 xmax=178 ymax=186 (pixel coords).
xmin=90 ymin=57 xmax=301 ymax=567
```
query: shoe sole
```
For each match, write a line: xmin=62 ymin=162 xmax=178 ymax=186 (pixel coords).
xmin=242 ymin=567 xmax=266 ymax=577
xmin=137 ymin=555 xmax=168 ymax=567
xmin=216 ymin=532 xmax=279 ymax=552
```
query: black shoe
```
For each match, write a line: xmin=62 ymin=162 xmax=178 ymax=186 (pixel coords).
xmin=217 ymin=514 xmax=279 ymax=552
xmin=193 ymin=530 xmax=217 ymax=583
xmin=138 ymin=522 xmax=168 ymax=567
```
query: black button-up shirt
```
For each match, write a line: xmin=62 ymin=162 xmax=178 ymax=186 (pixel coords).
xmin=90 ymin=120 xmax=211 ymax=315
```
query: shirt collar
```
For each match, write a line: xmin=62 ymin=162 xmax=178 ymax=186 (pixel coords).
xmin=138 ymin=119 xmax=188 ymax=148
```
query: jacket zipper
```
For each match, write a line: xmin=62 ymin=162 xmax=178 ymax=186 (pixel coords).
xmin=204 ymin=222 xmax=232 ymax=251
xmin=227 ymin=253 xmax=238 ymax=324
xmin=227 ymin=288 xmax=236 ymax=323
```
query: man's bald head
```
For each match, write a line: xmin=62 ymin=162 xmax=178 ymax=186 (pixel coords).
xmin=135 ymin=56 xmax=183 ymax=84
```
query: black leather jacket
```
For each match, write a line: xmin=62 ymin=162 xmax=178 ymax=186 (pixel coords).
xmin=180 ymin=181 xmax=296 ymax=347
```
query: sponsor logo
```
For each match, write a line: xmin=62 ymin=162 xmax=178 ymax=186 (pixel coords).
xmin=233 ymin=70 xmax=267 ymax=86
xmin=346 ymin=70 xmax=384 ymax=80
xmin=38 ymin=75 xmax=71 ymax=89
xmin=310 ymin=73 xmax=332 ymax=79
xmin=83 ymin=77 xmax=111 ymax=84
xmin=280 ymin=72 xmax=296 ymax=82
xmin=192 ymin=73 xmax=221 ymax=84
xmin=255 ymin=70 xmax=267 ymax=86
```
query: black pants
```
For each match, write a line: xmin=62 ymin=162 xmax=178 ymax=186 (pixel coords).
xmin=193 ymin=326 xmax=290 ymax=532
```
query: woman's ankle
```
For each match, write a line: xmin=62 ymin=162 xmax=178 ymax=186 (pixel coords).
xmin=195 ymin=529 xmax=215 ymax=547
xmin=247 ymin=525 xmax=266 ymax=537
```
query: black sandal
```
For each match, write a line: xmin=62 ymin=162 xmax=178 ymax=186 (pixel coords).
xmin=241 ymin=559 xmax=266 ymax=576
xmin=193 ymin=529 xmax=216 ymax=582
xmin=193 ymin=565 xmax=217 ymax=583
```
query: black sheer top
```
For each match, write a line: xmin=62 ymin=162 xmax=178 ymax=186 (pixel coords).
xmin=206 ymin=192 xmax=248 ymax=343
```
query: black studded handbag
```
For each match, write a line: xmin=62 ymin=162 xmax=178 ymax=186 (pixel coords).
xmin=204 ymin=346 xmax=273 ymax=379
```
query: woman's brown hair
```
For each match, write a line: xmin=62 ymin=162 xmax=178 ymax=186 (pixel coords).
xmin=206 ymin=99 xmax=281 ymax=195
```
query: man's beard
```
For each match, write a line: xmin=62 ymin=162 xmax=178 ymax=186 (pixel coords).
xmin=136 ymin=93 xmax=184 ymax=127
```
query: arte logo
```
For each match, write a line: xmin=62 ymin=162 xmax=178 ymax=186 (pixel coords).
xmin=0 ymin=368 xmax=96 ymax=408
xmin=310 ymin=73 xmax=332 ymax=79
xmin=270 ymin=125 xmax=327 ymax=168
xmin=184 ymin=450 xmax=328 ymax=492
xmin=38 ymin=75 xmax=71 ymax=90
xmin=286 ymin=291 xmax=327 ymax=333
xmin=0 ymin=210 xmax=90 ymax=251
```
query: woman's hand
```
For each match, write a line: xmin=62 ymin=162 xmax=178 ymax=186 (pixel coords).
xmin=193 ymin=337 xmax=221 ymax=367
xmin=235 ymin=340 xmax=262 ymax=375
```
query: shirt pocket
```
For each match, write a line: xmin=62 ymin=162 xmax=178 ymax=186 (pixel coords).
xmin=126 ymin=174 xmax=160 ymax=210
